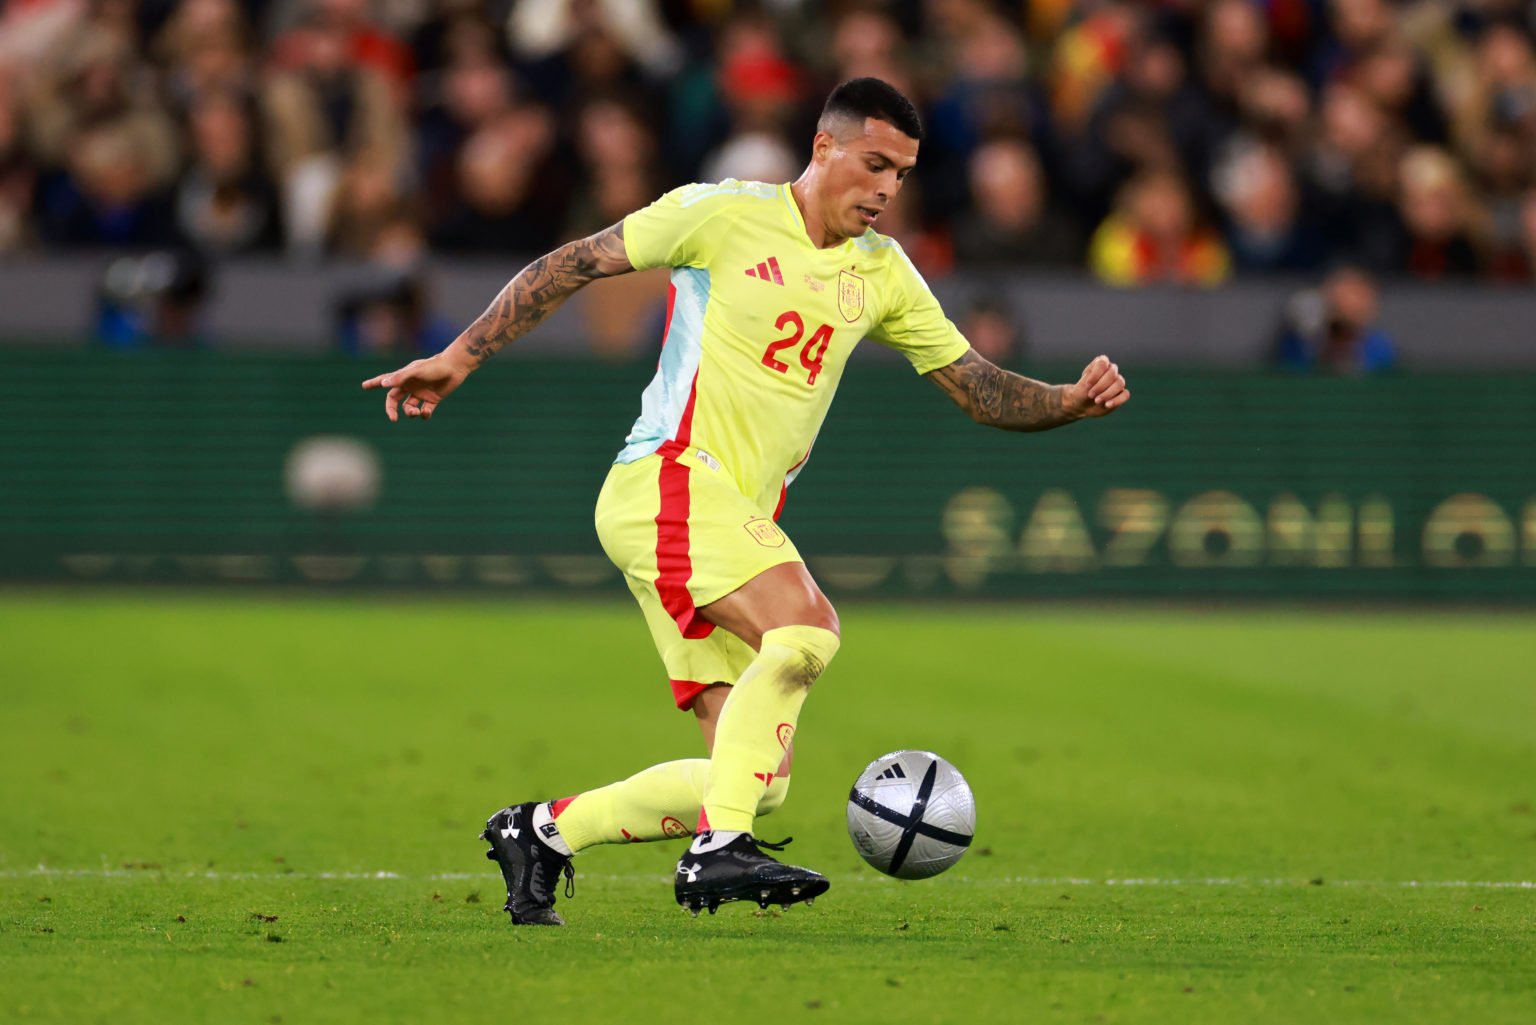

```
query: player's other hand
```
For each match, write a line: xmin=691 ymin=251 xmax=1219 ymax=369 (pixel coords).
xmin=360 ymin=350 xmax=474 ymax=422
xmin=1066 ymin=355 xmax=1129 ymax=418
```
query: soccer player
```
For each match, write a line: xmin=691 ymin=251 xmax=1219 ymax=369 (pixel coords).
xmin=362 ymin=78 xmax=1129 ymax=924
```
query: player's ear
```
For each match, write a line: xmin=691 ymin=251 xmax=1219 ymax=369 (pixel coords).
xmin=811 ymin=130 xmax=836 ymax=164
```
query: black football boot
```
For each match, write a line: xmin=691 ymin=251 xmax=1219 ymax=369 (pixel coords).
xmin=674 ymin=833 xmax=829 ymax=916
xmin=481 ymin=802 xmax=575 ymax=926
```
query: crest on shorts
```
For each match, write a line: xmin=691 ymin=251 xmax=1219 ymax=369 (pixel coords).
xmin=660 ymin=816 xmax=689 ymax=839
xmin=837 ymin=269 xmax=864 ymax=323
xmin=776 ymin=723 xmax=795 ymax=750
xmin=745 ymin=517 xmax=787 ymax=548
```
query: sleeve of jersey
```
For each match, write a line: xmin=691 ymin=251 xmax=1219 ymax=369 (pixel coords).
xmin=866 ymin=250 xmax=972 ymax=374
xmin=621 ymin=183 xmax=731 ymax=271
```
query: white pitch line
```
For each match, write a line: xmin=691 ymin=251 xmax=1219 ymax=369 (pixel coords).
xmin=3 ymin=867 xmax=1534 ymax=889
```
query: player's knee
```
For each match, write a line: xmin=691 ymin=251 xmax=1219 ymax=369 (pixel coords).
xmin=756 ymin=774 xmax=791 ymax=816
xmin=813 ymin=604 xmax=840 ymax=640
xmin=761 ymin=624 xmax=840 ymax=688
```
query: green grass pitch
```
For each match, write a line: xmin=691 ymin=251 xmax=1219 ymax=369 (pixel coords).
xmin=3 ymin=593 xmax=1534 ymax=1024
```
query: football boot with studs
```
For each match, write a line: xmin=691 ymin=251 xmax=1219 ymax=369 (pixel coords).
xmin=674 ymin=833 xmax=829 ymax=916
xmin=481 ymin=802 xmax=575 ymax=926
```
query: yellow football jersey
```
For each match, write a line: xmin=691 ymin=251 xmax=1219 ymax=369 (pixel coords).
xmin=620 ymin=179 xmax=971 ymax=516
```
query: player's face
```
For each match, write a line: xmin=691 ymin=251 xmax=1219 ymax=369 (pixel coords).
xmin=818 ymin=117 xmax=919 ymax=239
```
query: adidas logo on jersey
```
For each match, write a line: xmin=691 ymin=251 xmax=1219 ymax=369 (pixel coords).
xmin=745 ymin=257 xmax=784 ymax=285
xmin=875 ymin=764 xmax=907 ymax=780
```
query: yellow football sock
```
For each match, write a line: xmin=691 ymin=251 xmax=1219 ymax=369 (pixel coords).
xmin=551 ymin=759 xmax=792 ymax=853
xmin=701 ymin=625 xmax=839 ymax=833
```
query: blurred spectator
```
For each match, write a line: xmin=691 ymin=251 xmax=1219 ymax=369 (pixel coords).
xmin=507 ymin=0 xmax=680 ymax=80
xmin=411 ymin=0 xmax=509 ymax=75
xmin=335 ymin=267 xmax=454 ymax=355
xmin=1047 ymin=1 xmax=1141 ymax=134
xmin=702 ymin=131 xmax=796 ymax=184
xmin=0 ymin=0 xmax=87 ymax=71
xmin=174 ymin=92 xmax=280 ymax=255
xmin=1089 ymin=169 xmax=1230 ymax=287
xmin=951 ymin=138 xmax=1082 ymax=266
xmin=1275 ymin=266 xmax=1397 ymax=375
xmin=508 ymin=0 xmax=677 ymax=113
xmin=924 ymin=4 xmax=1039 ymax=219
xmin=429 ymin=109 xmax=561 ymax=253
xmin=368 ymin=213 xmax=430 ymax=270
xmin=1065 ymin=29 xmax=1214 ymax=224
xmin=1213 ymin=140 xmax=1327 ymax=272
xmin=1313 ymin=0 xmax=1396 ymax=86
xmin=1474 ymin=126 xmax=1534 ymax=275
xmin=271 ymin=0 xmax=414 ymax=93
xmin=38 ymin=122 xmax=178 ymax=247
xmin=26 ymin=26 xmax=180 ymax=188
xmin=334 ymin=203 xmax=454 ymax=355
xmin=154 ymin=0 xmax=257 ymax=116
xmin=703 ymin=15 xmax=801 ymax=185
xmin=1396 ymin=146 xmax=1483 ymax=279
xmin=1443 ymin=22 xmax=1529 ymax=160
xmin=94 ymin=249 xmax=210 ymax=347
xmin=1350 ymin=36 xmax=1448 ymax=146
xmin=261 ymin=7 xmax=408 ymax=256
xmin=959 ymin=295 xmax=1024 ymax=366
xmin=825 ymin=8 xmax=910 ymax=93
xmin=0 ymin=69 xmax=37 ymax=252
xmin=415 ymin=56 xmax=516 ymax=225
xmin=1202 ymin=0 xmax=1271 ymax=104
xmin=1234 ymin=66 xmax=1312 ymax=153
xmin=565 ymin=97 xmax=659 ymax=238
xmin=1302 ymin=80 xmax=1406 ymax=271
xmin=325 ymin=157 xmax=406 ymax=257
xmin=1192 ymin=0 xmax=1272 ymax=154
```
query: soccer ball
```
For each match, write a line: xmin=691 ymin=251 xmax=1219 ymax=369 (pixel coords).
xmin=846 ymin=750 xmax=976 ymax=879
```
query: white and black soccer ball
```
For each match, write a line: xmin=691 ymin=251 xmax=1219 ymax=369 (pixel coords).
xmin=846 ymin=750 xmax=976 ymax=879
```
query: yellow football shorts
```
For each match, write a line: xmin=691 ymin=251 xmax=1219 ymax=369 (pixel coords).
xmin=595 ymin=444 xmax=804 ymax=711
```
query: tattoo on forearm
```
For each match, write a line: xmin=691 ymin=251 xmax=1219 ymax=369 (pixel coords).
xmin=459 ymin=222 xmax=631 ymax=365
xmin=926 ymin=350 xmax=1076 ymax=432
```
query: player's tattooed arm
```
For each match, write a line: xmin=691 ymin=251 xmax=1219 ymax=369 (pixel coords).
xmin=925 ymin=349 xmax=1129 ymax=431
xmin=456 ymin=221 xmax=634 ymax=366
xmin=361 ymin=222 xmax=635 ymax=420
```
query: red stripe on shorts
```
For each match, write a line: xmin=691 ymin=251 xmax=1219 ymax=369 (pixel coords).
xmin=654 ymin=374 xmax=714 ymax=639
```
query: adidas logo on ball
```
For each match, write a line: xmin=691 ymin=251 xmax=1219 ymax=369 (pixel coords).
xmin=846 ymin=751 xmax=976 ymax=879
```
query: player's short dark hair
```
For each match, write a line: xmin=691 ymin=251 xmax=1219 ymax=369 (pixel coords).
xmin=819 ymin=78 xmax=924 ymax=143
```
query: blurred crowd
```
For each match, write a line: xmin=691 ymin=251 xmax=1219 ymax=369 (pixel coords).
xmin=2 ymin=0 xmax=1536 ymax=292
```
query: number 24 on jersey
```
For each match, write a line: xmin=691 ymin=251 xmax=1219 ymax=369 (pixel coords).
xmin=761 ymin=311 xmax=834 ymax=386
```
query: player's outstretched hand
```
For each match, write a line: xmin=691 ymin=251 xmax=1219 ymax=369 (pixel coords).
xmin=360 ymin=351 xmax=473 ymax=422
xmin=1065 ymin=355 xmax=1130 ymax=418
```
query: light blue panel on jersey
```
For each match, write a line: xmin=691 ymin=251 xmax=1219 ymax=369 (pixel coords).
xmin=616 ymin=265 xmax=711 ymax=464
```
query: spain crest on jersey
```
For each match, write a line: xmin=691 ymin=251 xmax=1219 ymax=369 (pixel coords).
xmin=837 ymin=269 xmax=864 ymax=323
